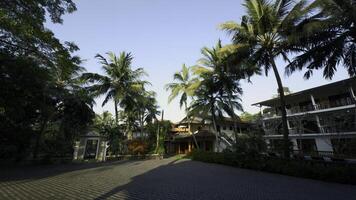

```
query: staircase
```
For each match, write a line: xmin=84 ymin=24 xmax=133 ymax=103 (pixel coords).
xmin=217 ymin=132 xmax=235 ymax=151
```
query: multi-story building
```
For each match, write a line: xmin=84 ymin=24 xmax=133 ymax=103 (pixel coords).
xmin=253 ymin=77 xmax=356 ymax=157
xmin=165 ymin=117 xmax=251 ymax=154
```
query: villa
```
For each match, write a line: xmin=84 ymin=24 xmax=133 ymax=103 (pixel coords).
xmin=165 ymin=116 xmax=251 ymax=154
xmin=253 ymin=77 xmax=356 ymax=158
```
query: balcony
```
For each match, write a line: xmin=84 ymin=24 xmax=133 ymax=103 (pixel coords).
xmin=264 ymin=122 xmax=356 ymax=136
xmin=315 ymin=97 xmax=353 ymax=110
xmin=262 ymin=97 xmax=354 ymax=119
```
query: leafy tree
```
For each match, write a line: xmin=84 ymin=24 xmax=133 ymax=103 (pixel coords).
xmin=286 ymin=0 xmax=356 ymax=79
xmin=220 ymin=0 xmax=310 ymax=158
xmin=0 ymin=54 xmax=51 ymax=160
xmin=94 ymin=111 xmax=123 ymax=155
xmin=0 ymin=0 xmax=97 ymax=162
xmin=165 ymin=64 xmax=200 ymax=149
xmin=0 ymin=0 xmax=77 ymax=66
xmin=0 ymin=53 xmax=94 ymax=161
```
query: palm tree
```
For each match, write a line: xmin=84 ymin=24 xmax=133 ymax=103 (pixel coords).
xmin=286 ymin=0 xmax=356 ymax=79
xmin=82 ymin=52 xmax=147 ymax=124
xmin=133 ymin=90 xmax=160 ymax=138
xmin=165 ymin=64 xmax=200 ymax=149
xmin=220 ymin=0 xmax=309 ymax=158
xmin=193 ymin=40 xmax=245 ymax=150
xmin=189 ymin=69 xmax=243 ymax=152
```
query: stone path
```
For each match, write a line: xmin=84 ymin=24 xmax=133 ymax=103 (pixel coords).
xmin=0 ymin=157 xmax=356 ymax=199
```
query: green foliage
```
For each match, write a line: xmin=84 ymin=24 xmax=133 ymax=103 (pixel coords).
xmin=165 ymin=64 xmax=199 ymax=109
xmin=234 ymin=134 xmax=266 ymax=156
xmin=239 ymin=112 xmax=260 ymax=123
xmin=0 ymin=53 xmax=95 ymax=161
xmin=220 ymin=0 xmax=310 ymax=157
xmin=94 ymin=112 xmax=124 ymax=155
xmin=189 ymin=41 xmax=244 ymax=122
xmin=82 ymin=51 xmax=149 ymax=125
xmin=191 ymin=151 xmax=356 ymax=185
xmin=286 ymin=0 xmax=356 ymax=79
xmin=145 ymin=120 xmax=171 ymax=154
xmin=0 ymin=0 xmax=78 ymax=67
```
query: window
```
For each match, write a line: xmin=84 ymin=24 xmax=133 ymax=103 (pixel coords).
xmin=230 ymin=126 xmax=233 ymax=131
xmin=223 ymin=126 xmax=226 ymax=130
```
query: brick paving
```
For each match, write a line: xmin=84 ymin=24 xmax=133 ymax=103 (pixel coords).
xmin=1 ymin=157 xmax=356 ymax=200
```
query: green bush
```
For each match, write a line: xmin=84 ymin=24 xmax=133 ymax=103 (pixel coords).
xmin=191 ymin=151 xmax=356 ymax=185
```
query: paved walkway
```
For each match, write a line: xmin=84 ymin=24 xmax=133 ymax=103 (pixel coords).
xmin=0 ymin=157 xmax=356 ymax=200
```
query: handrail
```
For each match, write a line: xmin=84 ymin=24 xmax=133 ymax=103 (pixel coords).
xmin=262 ymin=97 xmax=354 ymax=118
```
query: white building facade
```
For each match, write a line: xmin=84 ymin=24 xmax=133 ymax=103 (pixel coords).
xmin=253 ymin=78 xmax=356 ymax=158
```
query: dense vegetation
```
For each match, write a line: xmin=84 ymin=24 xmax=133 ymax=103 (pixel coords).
xmin=0 ymin=0 xmax=163 ymax=162
xmin=1 ymin=0 xmax=355 ymax=163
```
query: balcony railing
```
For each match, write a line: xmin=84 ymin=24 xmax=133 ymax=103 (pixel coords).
xmin=315 ymin=97 xmax=353 ymax=110
xmin=264 ymin=123 xmax=356 ymax=136
xmin=262 ymin=97 xmax=355 ymax=118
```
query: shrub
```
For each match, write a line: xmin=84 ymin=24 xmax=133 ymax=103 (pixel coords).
xmin=191 ymin=151 xmax=356 ymax=185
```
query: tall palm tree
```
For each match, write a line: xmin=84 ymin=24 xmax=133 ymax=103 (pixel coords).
xmin=193 ymin=40 xmax=245 ymax=150
xmin=189 ymin=69 xmax=243 ymax=152
xmin=220 ymin=0 xmax=309 ymax=158
xmin=82 ymin=52 xmax=147 ymax=123
xmin=286 ymin=0 xmax=356 ymax=79
xmin=165 ymin=64 xmax=200 ymax=149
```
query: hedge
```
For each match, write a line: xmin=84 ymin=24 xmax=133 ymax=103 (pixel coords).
xmin=191 ymin=151 xmax=356 ymax=185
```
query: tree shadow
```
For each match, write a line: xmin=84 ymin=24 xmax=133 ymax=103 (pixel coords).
xmin=93 ymin=158 xmax=356 ymax=200
xmin=0 ymin=159 xmax=134 ymax=182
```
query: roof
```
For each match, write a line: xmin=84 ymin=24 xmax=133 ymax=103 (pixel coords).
xmin=252 ymin=77 xmax=356 ymax=107
xmin=81 ymin=131 xmax=106 ymax=138
xmin=178 ymin=116 xmax=249 ymax=125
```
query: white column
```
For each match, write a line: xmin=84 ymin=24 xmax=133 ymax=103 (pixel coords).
xmin=287 ymin=120 xmax=291 ymax=129
xmin=315 ymin=138 xmax=333 ymax=152
xmin=350 ymin=86 xmax=356 ymax=100
xmin=95 ymin=139 xmax=100 ymax=160
xmin=310 ymin=94 xmax=317 ymax=110
xmin=73 ymin=141 xmax=80 ymax=160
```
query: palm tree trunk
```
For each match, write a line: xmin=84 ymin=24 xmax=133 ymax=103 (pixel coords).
xmin=155 ymin=110 xmax=164 ymax=154
xmin=211 ymin=107 xmax=219 ymax=152
xmin=114 ymin=99 xmax=118 ymax=124
xmin=185 ymin=104 xmax=199 ymax=150
xmin=228 ymin=95 xmax=239 ymax=152
xmin=270 ymin=59 xmax=290 ymax=158
xmin=140 ymin=112 xmax=144 ymax=139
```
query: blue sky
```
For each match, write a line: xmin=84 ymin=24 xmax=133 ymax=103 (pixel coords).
xmin=46 ymin=0 xmax=349 ymax=122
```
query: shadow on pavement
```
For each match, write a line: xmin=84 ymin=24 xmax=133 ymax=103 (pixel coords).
xmin=0 ymin=159 xmax=135 ymax=182
xmin=93 ymin=158 xmax=356 ymax=200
